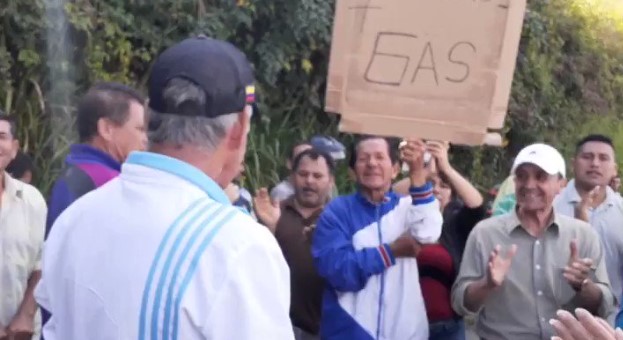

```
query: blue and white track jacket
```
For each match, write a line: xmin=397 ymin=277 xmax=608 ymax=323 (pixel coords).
xmin=312 ymin=183 xmax=443 ymax=340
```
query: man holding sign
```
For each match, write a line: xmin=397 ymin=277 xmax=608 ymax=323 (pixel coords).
xmin=452 ymin=144 xmax=615 ymax=339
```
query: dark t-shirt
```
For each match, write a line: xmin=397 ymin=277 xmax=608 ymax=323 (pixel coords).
xmin=274 ymin=198 xmax=325 ymax=334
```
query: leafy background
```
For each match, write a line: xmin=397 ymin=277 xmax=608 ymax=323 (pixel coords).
xmin=1 ymin=0 xmax=622 ymax=196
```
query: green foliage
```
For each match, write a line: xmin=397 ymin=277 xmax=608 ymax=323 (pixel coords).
xmin=0 ymin=0 xmax=622 ymax=196
xmin=455 ymin=0 xmax=623 ymax=189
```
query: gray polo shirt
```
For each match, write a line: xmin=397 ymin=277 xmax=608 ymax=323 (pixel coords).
xmin=452 ymin=211 xmax=615 ymax=340
xmin=554 ymin=179 xmax=623 ymax=299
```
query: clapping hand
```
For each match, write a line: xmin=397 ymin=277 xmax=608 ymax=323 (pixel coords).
xmin=575 ymin=186 xmax=599 ymax=222
xmin=486 ymin=244 xmax=517 ymax=287
xmin=253 ymin=188 xmax=281 ymax=234
xmin=563 ymin=239 xmax=594 ymax=291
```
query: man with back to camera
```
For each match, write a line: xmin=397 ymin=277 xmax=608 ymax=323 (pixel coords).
xmin=34 ymin=35 xmax=294 ymax=340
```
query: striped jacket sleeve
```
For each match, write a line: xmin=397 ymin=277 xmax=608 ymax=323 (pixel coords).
xmin=311 ymin=201 xmax=395 ymax=293
xmin=406 ymin=182 xmax=443 ymax=244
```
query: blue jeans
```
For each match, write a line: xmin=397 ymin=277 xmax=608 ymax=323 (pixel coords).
xmin=429 ymin=318 xmax=465 ymax=340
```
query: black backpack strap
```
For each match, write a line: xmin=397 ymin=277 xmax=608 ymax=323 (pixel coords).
xmin=63 ymin=165 xmax=97 ymax=199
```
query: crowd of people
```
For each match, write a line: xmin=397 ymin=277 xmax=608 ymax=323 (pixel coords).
xmin=2 ymin=35 xmax=623 ymax=340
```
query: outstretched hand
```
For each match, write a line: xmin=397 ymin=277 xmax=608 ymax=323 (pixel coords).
xmin=551 ymin=308 xmax=623 ymax=340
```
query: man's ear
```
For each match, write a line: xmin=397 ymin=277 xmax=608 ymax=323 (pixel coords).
xmin=97 ymin=118 xmax=115 ymax=142
xmin=391 ymin=162 xmax=400 ymax=180
xmin=227 ymin=111 xmax=250 ymax=150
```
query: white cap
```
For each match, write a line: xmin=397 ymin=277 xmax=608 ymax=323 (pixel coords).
xmin=511 ymin=143 xmax=566 ymax=178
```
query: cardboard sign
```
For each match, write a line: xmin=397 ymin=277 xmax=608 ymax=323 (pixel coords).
xmin=325 ymin=0 xmax=527 ymax=145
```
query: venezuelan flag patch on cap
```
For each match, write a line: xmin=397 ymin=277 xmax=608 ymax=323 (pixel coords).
xmin=245 ymin=85 xmax=255 ymax=104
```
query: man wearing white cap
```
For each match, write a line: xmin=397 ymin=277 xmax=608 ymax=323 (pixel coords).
xmin=451 ymin=143 xmax=615 ymax=340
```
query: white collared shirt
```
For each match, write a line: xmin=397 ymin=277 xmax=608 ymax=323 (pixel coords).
xmin=35 ymin=152 xmax=294 ymax=340
xmin=0 ymin=172 xmax=46 ymax=339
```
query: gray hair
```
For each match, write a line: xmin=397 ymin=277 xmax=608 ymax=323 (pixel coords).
xmin=148 ymin=78 xmax=240 ymax=150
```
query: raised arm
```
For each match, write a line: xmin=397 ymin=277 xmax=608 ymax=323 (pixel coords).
xmin=427 ymin=141 xmax=483 ymax=208
xmin=400 ymin=139 xmax=443 ymax=243
xmin=405 ymin=182 xmax=443 ymax=244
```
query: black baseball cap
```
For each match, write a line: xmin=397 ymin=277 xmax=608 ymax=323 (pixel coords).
xmin=148 ymin=35 xmax=256 ymax=118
